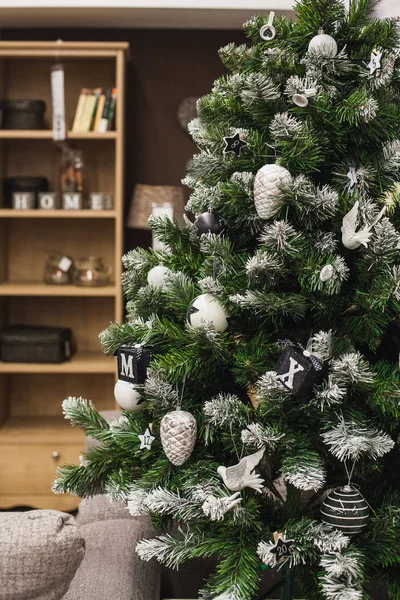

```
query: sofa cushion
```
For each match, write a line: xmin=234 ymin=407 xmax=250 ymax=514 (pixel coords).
xmin=63 ymin=518 xmax=160 ymax=600
xmin=76 ymin=494 xmax=132 ymax=526
xmin=0 ymin=510 xmax=85 ymax=600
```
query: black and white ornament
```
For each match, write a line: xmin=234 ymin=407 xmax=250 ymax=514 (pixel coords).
xmin=260 ymin=11 xmax=276 ymax=41
xmin=160 ymin=409 xmax=197 ymax=466
xmin=187 ymin=293 xmax=229 ymax=333
xmin=320 ymin=485 xmax=369 ymax=535
xmin=138 ymin=427 xmax=155 ymax=450
xmin=223 ymin=132 xmax=248 ymax=157
xmin=308 ymin=29 xmax=338 ymax=58
xmin=147 ymin=265 xmax=172 ymax=289
xmin=114 ymin=344 xmax=155 ymax=411
xmin=194 ymin=211 xmax=227 ymax=237
xmin=269 ymin=532 xmax=295 ymax=563
xmin=368 ymin=49 xmax=383 ymax=76
xmin=253 ymin=164 xmax=292 ymax=220
xmin=276 ymin=341 xmax=325 ymax=397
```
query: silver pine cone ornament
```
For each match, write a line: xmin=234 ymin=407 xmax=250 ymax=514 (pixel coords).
xmin=160 ymin=410 xmax=197 ymax=466
xmin=253 ymin=163 xmax=292 ymax=219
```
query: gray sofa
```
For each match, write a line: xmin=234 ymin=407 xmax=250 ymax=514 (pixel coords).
xmin=0 ymin=495 xmax=160 ymax=600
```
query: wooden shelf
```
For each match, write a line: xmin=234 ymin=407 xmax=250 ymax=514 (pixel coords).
xmin=0 ymin=416 xmax=85 ymax=445
xmin=0 ymin=4 xmax=294 ymax=29
xmin=0 ymin=130 xmax=117 ymax=139
xmin=0 ymin=40 xmax=126 ymax=511
xmin=0 ymin=209 xmax=116 ymax=218
xmin=0 ymin=352 xmax=116 ymax=374
xmin=0 ymin=281 xmax=117 ymax=297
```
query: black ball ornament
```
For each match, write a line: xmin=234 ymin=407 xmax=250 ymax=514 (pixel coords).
xmin=194 ymin=211 xmax=227 ymax=237
xmin=321 ymin=486 xmax=369 ymax=535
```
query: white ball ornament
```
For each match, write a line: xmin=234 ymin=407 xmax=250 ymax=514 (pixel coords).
xmin=308 ymin=30 xmax=338 ymax=58
xmin=253 ymin=164 xmax=292 ymax=220
xmin=114 ymin=379 xmax=143 ymax=411
xmin=147 ymin=265 xmax=171 ymax=289
xmin=160 ymin=410 xmax=197 ymax=466
xmin=187 ymin=293 xmax=229 ymax=333
xmin=319 ymin=264 xmax=334 ymax=282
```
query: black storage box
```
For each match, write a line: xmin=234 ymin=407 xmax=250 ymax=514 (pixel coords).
xmin=3 ymin=176 xmax=49 ymax=208
xmin=2 ymin=99 xmax=46 ymax=130
xmin=0 ymin=325 xmax=73 ymax=363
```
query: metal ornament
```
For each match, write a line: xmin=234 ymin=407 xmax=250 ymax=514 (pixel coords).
xmin=320 ymin=485 xmax=369 ymax=535
xmin=217 ymin=448 xmax=265 ymax=493
xmin=260 ymin=11 xmax=276 ymax=41
xmin=138 ymin=427 xmax=155 ymax=450
xmin=193 ymin=211 xmax=227 ymax=237
xmin=223 ymin=132 xmax=248 ymax=157
xmin=341 ymin=200 xmax=386 ymax=250
xmin=368 ymin=49 xmax=383 ymax=76
xmin=269 ymin=532 xmax=295 ymax=563
xmin=319 ymin=264 xmax=334 ymax=282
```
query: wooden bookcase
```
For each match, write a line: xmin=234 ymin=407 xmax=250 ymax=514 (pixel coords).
xmin=0 ymin=41 xmax=128 ymax=510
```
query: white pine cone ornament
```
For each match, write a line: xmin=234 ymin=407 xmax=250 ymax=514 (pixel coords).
xmin=253 ymin=164 xmax=292 ymax=219
xmin=160 ymin=410 xmax=197 ymax=466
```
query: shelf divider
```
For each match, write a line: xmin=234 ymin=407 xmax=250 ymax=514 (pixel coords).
xmin=0 ymin=209 xmax=116 ymax=218
xmin=0 ymin=352 xmax=116 ymax=374
xmin=0 ymin=281 xmax=117 ymax=297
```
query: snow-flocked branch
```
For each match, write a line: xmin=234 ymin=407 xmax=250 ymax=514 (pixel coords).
xmin=241 ymin=422 xmax=284 ymax=450
xmin=321 ymin=417 xmax=394 ymax=462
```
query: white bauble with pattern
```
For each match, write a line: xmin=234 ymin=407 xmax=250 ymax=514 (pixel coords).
xmin=187 ymin=293 xmax=229 ymax=333
xmin=253 ymin=164 xmax=292 ymax=220
xmin=308 ymin=32 xmax=338 ymax=57
xmin=160 ymin=410 xmax=197 ymax=466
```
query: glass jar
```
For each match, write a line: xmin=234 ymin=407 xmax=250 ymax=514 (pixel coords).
xmin=73 ymin=256 xmax=111 ymax=287
xmin=44 ymin=253 xmax=73 ymax=285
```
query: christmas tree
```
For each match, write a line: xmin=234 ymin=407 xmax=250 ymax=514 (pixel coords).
xmin=54 ymin=1 xmax=400 ymax=598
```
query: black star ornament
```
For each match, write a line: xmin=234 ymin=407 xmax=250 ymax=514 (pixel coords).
xmin=270 ymin=533 xmax=294 ymax=563
xmin=223 ymin=132 xmax=248 ymax=157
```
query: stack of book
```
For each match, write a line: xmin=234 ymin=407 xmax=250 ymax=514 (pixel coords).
xmin=72 ymin=88 xmax=117 ymax=133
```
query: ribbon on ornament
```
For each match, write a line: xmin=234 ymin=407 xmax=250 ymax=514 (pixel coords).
xmin=280 ymin=339 xmax=324 ymax=371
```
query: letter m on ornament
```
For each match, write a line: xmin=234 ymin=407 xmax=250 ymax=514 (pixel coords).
xmin=117 ymin=347 xmax=137 ymax=383
xmin=116 ymin=345 xmax=156 ymax=385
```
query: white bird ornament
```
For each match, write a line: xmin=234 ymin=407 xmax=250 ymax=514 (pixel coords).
xmin=341 ymin=201 xmax=386 ymax=250
xmin=217 ymin=448 xmax=265 ymax=493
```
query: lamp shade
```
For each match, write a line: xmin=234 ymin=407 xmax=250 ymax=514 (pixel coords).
xmin=374 ymin=0 xmax=399 ymax=16
xmin=127 ymin=184 xmax=185 ymax=230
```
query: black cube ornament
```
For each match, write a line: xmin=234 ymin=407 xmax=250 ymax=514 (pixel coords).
xmin=117 ymin=344 xmax=155 ymax=385
xmin=276 ymin=343 xmax=324 ymax=397
xmin=321 ymin=486 xmax=369 ymax=535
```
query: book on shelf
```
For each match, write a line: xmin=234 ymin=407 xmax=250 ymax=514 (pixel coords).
xmin=71 ymin=87 xmax=117 ymax=133
xmin=71 ymin=88 xmax=89 ymax=132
